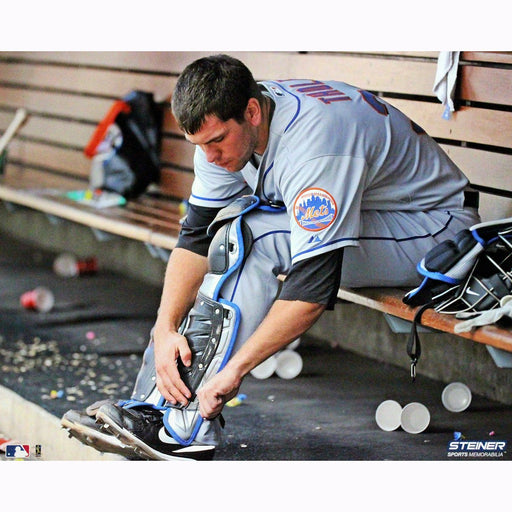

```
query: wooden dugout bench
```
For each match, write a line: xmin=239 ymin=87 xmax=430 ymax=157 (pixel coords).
xmin=1 ymin=51 xmax=512 ymax=358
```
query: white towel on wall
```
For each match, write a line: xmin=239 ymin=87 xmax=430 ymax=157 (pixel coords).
xmin=433 ymin=51 xmax=460 ymax=117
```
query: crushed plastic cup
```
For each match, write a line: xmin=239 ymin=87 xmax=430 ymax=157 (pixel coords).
xmin=375 ymin=400 xmax=402 ymax=431
xmin=250 ymin=355 xmax=277 ymax=379
xmin=53 ymin=253 xmax=98 ymax=278
xmin=442 ymin=382 xmax=472 ymax=412
xmin=400 ymin=402 xmax=430 ymax=434
xmin=20 ymin=286 xmax=55 ymax=313
xmin=275 ymin=349 xmax=303 ymax=379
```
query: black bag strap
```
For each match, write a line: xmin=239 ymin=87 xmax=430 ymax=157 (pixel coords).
xmin=406 ymin=301 xmax=436 ymax=382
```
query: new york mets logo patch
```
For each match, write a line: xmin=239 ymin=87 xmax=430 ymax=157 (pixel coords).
xmin=293 ymin=188 xmax=337 ymax=231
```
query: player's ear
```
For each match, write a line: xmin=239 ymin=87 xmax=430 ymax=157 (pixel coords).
xmin=245 ymin=97 xmax=263 ymax=126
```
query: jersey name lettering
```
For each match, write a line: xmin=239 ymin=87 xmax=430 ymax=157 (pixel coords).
xmin=285 ymin=80 xmax=351 ymax=105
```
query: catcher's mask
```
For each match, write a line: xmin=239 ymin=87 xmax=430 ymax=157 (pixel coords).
xmin=435 ymin=226 xmax=512 ymax=314
xmin=403 ymin=218 xmax=512 ymax=380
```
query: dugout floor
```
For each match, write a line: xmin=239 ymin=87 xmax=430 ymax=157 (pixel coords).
xmin=1 ymin=232 xmax=512 ymax=462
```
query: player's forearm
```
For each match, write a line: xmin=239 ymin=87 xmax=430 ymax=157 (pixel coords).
xmin=224 ymin=299 xmax=326 ymax=378
xmin=154 ymin=247 xmax=208 ymax=334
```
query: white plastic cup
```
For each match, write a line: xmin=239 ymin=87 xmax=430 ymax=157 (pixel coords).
xmin=20 ymin=286 xmax=55 ymax=313
xmin=442 ymin=382 xmax=472 ymax=412
xmin=250 ymin=355 xmax=277 ymax=379
xmin=287 ymin=338 xmax=301 ymax=350
xmin=375 ymin=400 xmax=402 ymax=431
xmin=275 ymin=350 xmax=303 ymax=379
xmin=400 ymin=402 xmax=430 ymax=434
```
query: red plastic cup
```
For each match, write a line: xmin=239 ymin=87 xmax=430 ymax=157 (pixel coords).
xmin=53 ymin=253 xmax=98 ymax=277
xmin=20 ymin=286 xmax=55 ymax=312
xmin=76 ymin=256 xmax=98 ymax=275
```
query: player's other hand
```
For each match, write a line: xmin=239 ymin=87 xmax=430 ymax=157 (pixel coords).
xmin=197 ymin=366 xmax=241 ymax=419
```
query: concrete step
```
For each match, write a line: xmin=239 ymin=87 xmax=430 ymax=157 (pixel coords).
xmin=0 ymin=384 xmax=124 ymax=461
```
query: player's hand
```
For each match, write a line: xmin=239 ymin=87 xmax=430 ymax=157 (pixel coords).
xmin=154 ymin=328 xmax=192 ymax=407
xmin=197 ymin=367 xmax=242 ymax=419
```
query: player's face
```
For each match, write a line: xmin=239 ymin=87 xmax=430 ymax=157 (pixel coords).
xmin=185 ymin=100 xmax=262 ymax=172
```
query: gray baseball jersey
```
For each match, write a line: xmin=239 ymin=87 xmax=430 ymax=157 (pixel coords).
xmin=189 ymin=79 xmax=470 ymax=266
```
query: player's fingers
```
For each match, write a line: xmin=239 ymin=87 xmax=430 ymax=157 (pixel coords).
xmin=155 ymin=373 xmax=176 ymax=404
xmin=198 ymin=390 xmax=223 ymax=420
xmin=156 ymin=367 xmax=190 ymax=407
xmin=155 ymin=349 xmax=191 ymax=405
xmin=168 ymin=358 xmax=192 ymax=401
xmin=155 ymin=331 xmax=193 ymax=404
xmin=177 ymin=336 xmax=192 ymax=367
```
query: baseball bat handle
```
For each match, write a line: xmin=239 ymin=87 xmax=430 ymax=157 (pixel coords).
xmin=0 ymin=108 xmax=29 ymax=154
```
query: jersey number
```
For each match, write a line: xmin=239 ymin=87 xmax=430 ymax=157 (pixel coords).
xmin=358 ymin=90 xmax=426 ymax=134
xmin=359 ymin=90 xmax=388 ymax=116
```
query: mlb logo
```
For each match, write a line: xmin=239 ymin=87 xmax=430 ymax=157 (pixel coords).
xmin=5 ymin=444 xmax=30 ymax=458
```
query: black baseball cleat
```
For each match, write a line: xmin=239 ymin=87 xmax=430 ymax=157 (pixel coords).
xmin=61 ymin=400 xmax=143 ymax=460
xmin=95 ymin=402 xmax=216 ymax=461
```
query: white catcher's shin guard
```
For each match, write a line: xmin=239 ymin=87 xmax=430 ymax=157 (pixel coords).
xmin=163 ymin=202 xmax=256 ymax=445
xmin=128 ymin=293 xmax=241 ymax=423
xmin=129 ymin=197 xmax=257 ymax=446
xmin=129 ymin=335 xmax=163 ymax=406
xmin=163 ymin=292 xmax=241 ymax=445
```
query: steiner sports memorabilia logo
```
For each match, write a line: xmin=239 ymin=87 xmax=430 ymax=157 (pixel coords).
xmin=447 ymin=439 xmax=507 ymax=458
xmin=294 ymin=188 xmax=337 ymax=232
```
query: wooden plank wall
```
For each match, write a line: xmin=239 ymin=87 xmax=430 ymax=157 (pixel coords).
xmin=1 ymin=51 xmax=511 ymax=221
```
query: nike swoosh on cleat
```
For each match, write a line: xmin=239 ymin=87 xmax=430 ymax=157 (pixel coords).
xmin=158 ymin=427 xmax=215 ymax=453
xmin=466 ymin=288 xmax=480 ymax=296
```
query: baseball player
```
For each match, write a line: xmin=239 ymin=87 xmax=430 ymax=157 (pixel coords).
xmin=62 ymin=54 xmax=480 ymax=460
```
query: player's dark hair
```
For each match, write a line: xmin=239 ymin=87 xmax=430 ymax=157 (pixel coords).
xmin=171 ymin=54 xmax=264 ymax=135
